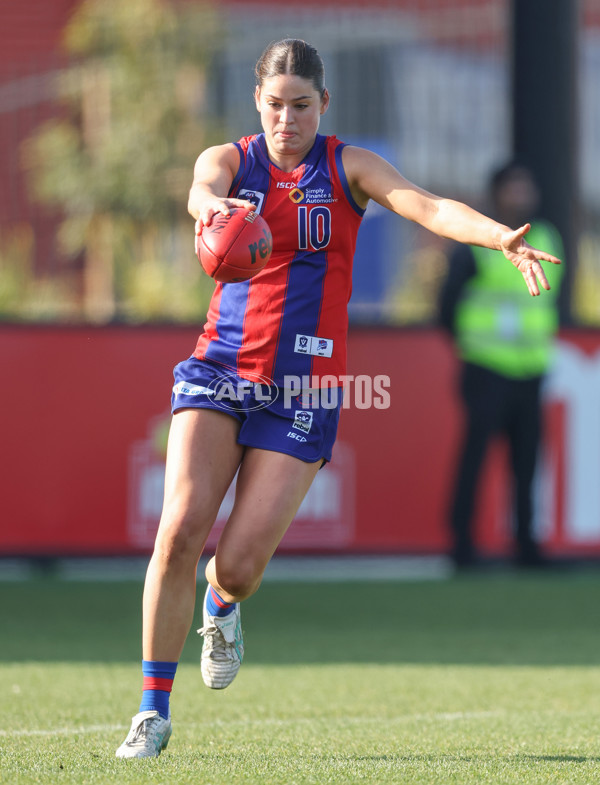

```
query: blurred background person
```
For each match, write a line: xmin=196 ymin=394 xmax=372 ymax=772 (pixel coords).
xmin=439 ymin=162 xmax=564 ymax=569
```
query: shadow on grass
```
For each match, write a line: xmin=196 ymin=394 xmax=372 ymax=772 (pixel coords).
xmin=342 ymin=753 xmax=600 ymax=764
xmin=522 ymin=755 xmax=599 ymax=763
xmin=1 ymin=573 xmax=599 ymax=665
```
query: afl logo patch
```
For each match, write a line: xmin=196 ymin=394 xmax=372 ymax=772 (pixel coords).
xmin=238 ymin=188 xmax=265 ymax=213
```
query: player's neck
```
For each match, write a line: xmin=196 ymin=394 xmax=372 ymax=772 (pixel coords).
xmin=264 ymin=137 xmax=316 ymax=173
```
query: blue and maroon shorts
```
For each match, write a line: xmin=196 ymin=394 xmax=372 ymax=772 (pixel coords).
xmin=171 ymin=356 xmax=342 ymax=463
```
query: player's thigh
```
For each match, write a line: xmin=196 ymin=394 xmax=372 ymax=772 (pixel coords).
xmin=160 ymin=408 xmax=244 ymax=536
xmin=214 ymin=448 xmax=321 ymax=584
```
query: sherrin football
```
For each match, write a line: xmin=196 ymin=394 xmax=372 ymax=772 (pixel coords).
xmin=195 ymin=207 xmax=273 ymax=283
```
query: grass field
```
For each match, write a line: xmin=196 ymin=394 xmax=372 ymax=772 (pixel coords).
xmin=1 ymin=568 xmax=600 ymax=784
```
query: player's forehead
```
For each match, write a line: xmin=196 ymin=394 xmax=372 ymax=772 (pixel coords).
xmin=259 ymin=73 xmax=320 ymax=100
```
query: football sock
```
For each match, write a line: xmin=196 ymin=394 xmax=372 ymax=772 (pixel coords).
xmin=139 ymin=660 xmax=178 ymax=720
xmin=205 ymin=585 xmax=236 ymax=617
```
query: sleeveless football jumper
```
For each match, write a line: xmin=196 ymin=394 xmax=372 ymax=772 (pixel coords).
xmin=193 ymin=133 xmax=365 ymax=387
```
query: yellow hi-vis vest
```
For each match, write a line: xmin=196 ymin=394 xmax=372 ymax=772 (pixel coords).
xmin=454 ymin=222 xmax=564 ymax=378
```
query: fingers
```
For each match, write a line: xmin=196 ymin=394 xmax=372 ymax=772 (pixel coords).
xmin=518 ymin=222 xmax=531 ymax=238
xmin=534 ymin=251 xmax=562 ymax=266
xmin=197 ymin=205 xmax=226 ymax=229
xmin=232 ymin=199 xmax=257 ymax=212
xmin=503 ymin=225 xmax=560 ymax=296
xmin=504 ymin=224 xmax=531 ymax=249
xmin=195 ymin=199 xmax=256 ymax=230
xmin=523 ymin=266 xmax=539 ymax=297
xmin=533 ymin=261 xmax=551 ymax=291
xmin=521 ymin=260 xmax=552 ymax=296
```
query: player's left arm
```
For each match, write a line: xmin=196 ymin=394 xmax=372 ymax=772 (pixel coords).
xmin=342 ymin=146 xmax=562 ymax=297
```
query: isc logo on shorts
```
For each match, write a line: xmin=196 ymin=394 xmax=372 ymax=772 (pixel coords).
xmin=292 ymin=410 xmax=313 ymax=434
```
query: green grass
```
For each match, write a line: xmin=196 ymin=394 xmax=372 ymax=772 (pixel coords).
xmin=1 ymin=571 xmax=600 ymax=784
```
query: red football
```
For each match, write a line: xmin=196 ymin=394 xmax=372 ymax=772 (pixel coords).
xmin=195 ymin=208 xmax=273 ymax=283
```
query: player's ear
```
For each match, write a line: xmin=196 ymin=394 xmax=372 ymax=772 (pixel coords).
xmin=254 ymin=86 xmax=261 ymax=112
xmin=320 ymin=88 xmax=330 ymax=115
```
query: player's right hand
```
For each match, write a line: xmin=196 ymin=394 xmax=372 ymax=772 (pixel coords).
xmin=195 ymin=198 xmax=256 ymax=231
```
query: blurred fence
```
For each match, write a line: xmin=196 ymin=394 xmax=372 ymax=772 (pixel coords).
xmin=0 ymin=0 xmax=599 ymax=324
xmin=2 ymin=324 xmax=600 ymax=558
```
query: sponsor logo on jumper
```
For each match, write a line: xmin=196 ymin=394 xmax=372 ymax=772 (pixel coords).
xmin=238 ymin=188 xmax=265 ymax=212
xmin=288 ymin=187 xmax=304 ymax=204
xmin=304 ymin=187 xmax=337 ymax=204
xmin=292 ymin=409 xmax=314 ymax=434
xmin=287 ymin=186 xmax=338 ymax=205
xmin=294 ymin=334 xmax=334 ymax=358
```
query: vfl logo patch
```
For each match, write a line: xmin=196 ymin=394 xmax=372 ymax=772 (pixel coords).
xmin=238 ymin=189 xmax=265 ymax=213
xmin=294 ymin=334 xmax=334 ymax=358
xmin=292 ymin=410 xmax=313 ymax=434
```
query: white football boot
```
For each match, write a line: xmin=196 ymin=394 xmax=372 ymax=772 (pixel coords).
xmin=115 ymin=710 xmax=172 ymax=759
xmin=197 ymin=585 xmax=244 ymax=689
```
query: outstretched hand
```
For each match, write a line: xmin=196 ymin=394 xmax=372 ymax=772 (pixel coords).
xmin=499 ymin=224 xmax=562 ymax=296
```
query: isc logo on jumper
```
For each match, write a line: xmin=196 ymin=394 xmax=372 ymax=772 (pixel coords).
xmin=292 ymin=410 xmax=313 ymax=434
xmin=238 ymin=189 xmax=265 ymax=213
xmin=294 ymin=334 xmax=334 ymax=358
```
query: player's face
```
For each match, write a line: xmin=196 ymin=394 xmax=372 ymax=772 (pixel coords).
xmin=255 ymin=75 xmax=329 ymax=168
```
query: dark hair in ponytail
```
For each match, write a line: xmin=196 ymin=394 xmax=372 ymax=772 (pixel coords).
xmin=255 ymin=39 xmax=326 ymax=96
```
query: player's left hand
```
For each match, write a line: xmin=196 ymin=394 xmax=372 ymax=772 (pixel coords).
xmin=499 ymin=224 xmax=562 ymax=296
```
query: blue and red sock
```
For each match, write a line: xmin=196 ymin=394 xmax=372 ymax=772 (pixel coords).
xmin=139 ymin=660 xmax=178 ymax=720
xmin=205 ymin=585 xmax=235 ymax=618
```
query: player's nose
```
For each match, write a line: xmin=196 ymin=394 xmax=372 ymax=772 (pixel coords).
xmin=279 ymin=105 xmax=293 ymax=123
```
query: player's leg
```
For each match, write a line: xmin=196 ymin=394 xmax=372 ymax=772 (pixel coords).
xmin=199 ymin=448 xmax=321 ymax=688
xmin=143 ymin=408 xmax=244 ymax=662
xmin=208 ymin=447 xmax=321 ymax=599
xmin=117 ymin=408 xmax=243 ymax=758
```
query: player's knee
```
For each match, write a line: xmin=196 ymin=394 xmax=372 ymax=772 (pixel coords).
xmin=153 ymin=508 xmax=207 ymax=566
xmin=215 ymin=559 xmax=262 ymax=601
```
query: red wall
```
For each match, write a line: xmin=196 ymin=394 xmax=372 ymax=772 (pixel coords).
xmin=2 ymin=325 xmax=599 ymax=557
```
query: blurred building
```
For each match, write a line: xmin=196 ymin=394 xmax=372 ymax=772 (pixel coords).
xmin=0 ymin=0 xmax=599 ymax=323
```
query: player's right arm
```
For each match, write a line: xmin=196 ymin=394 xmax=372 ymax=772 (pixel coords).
xmin=188 ymin=144 xmax=256 ymax=228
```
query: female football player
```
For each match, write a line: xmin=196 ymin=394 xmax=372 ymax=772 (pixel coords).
xmin=117 ymin=38 xmax=560 ymax=758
